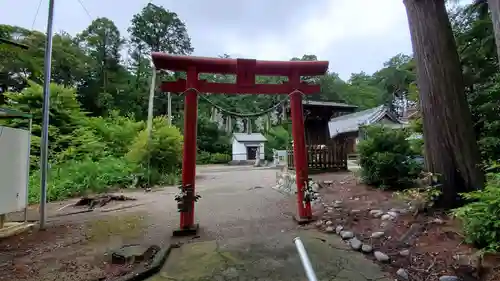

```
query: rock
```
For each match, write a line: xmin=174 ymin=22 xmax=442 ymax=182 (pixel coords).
xmin=340 ymin=231 xmax=354 ymax=240
xmin=323 ymin=180 xmax=333 ymax=185
xmin=354 ymin=197 xmax=360 ymax=201
xmin=325 ymin=226 xmax=335 ymax=233
xmin=111 ymin=244 xmax=160 ymax=264
xmin=335 ymin=225 xmax=344 ymax=234
xmin=221 ymin=267 xmax=239 ymax=278
xmin=387 ymin=211 xmax=398 ymax=218
xmin=399 ymin=249 xmax=410 ymax=256
xmin=315 ymin=220 xmax=323 ymax=227
xmin=351 ymin=209 xmax=361 ymax=214
xmin=333 ymin=200 xmax=342 ymax=208
xmin=371 ymin=231 xmax=385 ymax=238
xmin=380 ymin=221 xmax=391 ymax=229
xmin=369 ymin=209 xmax=384 ymax=218
xmin=349 ymin=238 xmax=362 ymax=250
xmin=325 ymin=220 xmax=333 ymax=226
xmin=381 ymin=214 xmax=395 ymax=221
xmin=374 ymin=251 xmax=390 ymax=263
xmin=432 ymin=218 xmax=445 ymax=225
xmin=390 ymin=208 xmax=408 ymax=214
xmin=453 ymin=252 xmax=481 ymax=270
xmin=396 ymin=268 xmax=409 ymax=280
xmin=439 ymin=276 xmax=460 ymax=281
xmin=311 ymin=182 xmax=320 ymax=192
xmin=361 ymin=244 xmax=373 ymax=253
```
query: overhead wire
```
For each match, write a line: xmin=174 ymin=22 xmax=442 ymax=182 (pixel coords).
xmin=31 ymin=0 xmax=43 ymax=29
xmin=76 ymin=0 xmax=93 ymax=21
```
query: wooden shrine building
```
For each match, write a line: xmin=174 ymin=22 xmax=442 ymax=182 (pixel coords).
xmin=287 ymin=100 xmax=357 ymax=172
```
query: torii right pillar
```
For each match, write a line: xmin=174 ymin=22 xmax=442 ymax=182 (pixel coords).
xmin=289 ymin=77 xmax=312 ymax=223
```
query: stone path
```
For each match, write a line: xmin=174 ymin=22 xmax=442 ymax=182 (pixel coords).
xmin=146 ymin=166 xmax=390 ymax=281
xmin=150 ymin=231 xmax=389 ymax=281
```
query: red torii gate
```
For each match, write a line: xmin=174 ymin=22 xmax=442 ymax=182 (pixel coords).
xmin=151 ymin=53 xmax=329 ymax=235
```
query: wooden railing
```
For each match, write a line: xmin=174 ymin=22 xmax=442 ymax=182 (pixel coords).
xmin=287 ymin=144 xmax=347 ymax=172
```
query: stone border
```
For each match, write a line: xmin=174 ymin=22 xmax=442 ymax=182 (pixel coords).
xmin=317 ymin=203 xmax=461 ymax=281
xmin=110 ymin=243 xmax=177 ymax=281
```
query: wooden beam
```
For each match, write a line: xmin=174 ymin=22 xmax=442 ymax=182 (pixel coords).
xmin=160 ymin=79 xmax=320 ymax=95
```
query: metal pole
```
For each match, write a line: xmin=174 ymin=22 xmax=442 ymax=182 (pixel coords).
xmin=293 ymin=237 xmax=318 ymax=281
xmin=167 ymin=92 xmax=172 ymax=126
xmin=25 ymin=118 xmax=33 ymax=223
xmin=39 ymin=0 xmax=56 ymax=230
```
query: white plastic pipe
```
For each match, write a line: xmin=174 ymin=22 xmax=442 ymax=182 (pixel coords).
xmin=293 ymin=237 xmax=318 ymax=281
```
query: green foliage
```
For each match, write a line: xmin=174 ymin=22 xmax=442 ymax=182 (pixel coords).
xmin=264 ymin=125 xmax=292 ymax=161
xmin=209 ymin=153 xmax=231 ymax=164
xmin=127 ymin=116 xmax=183 ymax=182
xmin=358 ymin=126 xmax=421 ymax=189
xmin=196 ymin=116 xmax=231 ymax=154
xmin=453 ymin=164 xmax=500 ymax=252
xmin=395 ymin=172 xmax=442 ymax=212
xmin=28 ymin=157 xmax=137 ymax=204
xmin=197 ymin=151 xmax=231 ymax=164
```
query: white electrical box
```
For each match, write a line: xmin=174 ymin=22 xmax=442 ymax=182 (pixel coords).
xmin=0 ymin=126 xmax=30 ymax=215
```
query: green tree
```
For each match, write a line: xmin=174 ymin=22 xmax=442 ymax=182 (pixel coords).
xmin=128 ymin=3 xmax=193 ymax=54
xmin=76 ymin=18 xmax=129 ymax=116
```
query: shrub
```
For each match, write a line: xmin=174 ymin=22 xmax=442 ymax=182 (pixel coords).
xmin=84 ymin=112 xmax=145 ymax=156
xmin=453 ymin=164 xmax=500 ymax=252
xmin=126 ymin=116 xmax=183 ymax=184
xmin=264 ymin=125 xmax=291 ymax=161
xmin=210 ymin=153 xmax=231 ymax=164
xmin=357 ymin=125 xmax=422 ymax=189
xmin=197 ymin=151 xmax=211 ymax=164
xmin=196 ymin=151 xmax=230 ymax=164
xmin=28 ymin=156 xmax=137 ymax=204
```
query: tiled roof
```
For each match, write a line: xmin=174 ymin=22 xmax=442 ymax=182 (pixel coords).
xmin=233 ymin=133 xmax=267 ymax=142
xmin=302 ymin=100 xmax=358 ymax=108
xmin=328 ymin=105 xmax=402 ymax=137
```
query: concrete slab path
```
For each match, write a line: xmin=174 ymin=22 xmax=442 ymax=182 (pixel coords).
xmin=146 ymin=165 xmax=390 ymax=281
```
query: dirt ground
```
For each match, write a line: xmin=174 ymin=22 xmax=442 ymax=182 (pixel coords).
xmin=0 ymin=165 xmax=307 ymax=281
xmin=2 ymin=166 xmax=498 ymax=281
xmin=311 ymin=172 xmax=500 ymax=281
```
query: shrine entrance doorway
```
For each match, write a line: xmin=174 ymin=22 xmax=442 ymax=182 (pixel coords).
xmin=151 ymin=53 xmax=329 ymax=235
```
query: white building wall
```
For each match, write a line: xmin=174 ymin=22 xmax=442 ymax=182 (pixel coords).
xmin=231 ymin=139 xmax=265 ymax=161
xmin=232 ymin=138 xmax=247 ymax=161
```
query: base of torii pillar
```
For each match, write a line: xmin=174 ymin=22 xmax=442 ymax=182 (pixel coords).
xmin=172 ymin=224 xmax=200 ymax=237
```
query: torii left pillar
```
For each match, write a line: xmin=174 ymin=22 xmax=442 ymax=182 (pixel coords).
xmin=176 ymin=67 xmax=199 ymax=235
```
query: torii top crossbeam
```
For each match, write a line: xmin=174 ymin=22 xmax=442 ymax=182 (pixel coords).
xmin=151 ymin=53 xmax=329 ymax=94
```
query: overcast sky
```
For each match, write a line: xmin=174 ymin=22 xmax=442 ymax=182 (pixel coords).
xmin=0 ymin=0 xmax=470 ymax=80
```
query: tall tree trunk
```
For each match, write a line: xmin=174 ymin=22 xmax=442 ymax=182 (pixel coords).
xmin=488 ymin=0 xmax=500 ymax=64
xmin=403 ymin=0 xmax=484 ymax=208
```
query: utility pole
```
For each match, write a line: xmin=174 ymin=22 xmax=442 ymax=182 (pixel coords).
xmin=39 ymin=0 xmax=56 ymax=230
xmin=147 ymin=67 xmax=157 ymax=134
xmin=167 ymin=92 xmax=172 ymax=126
